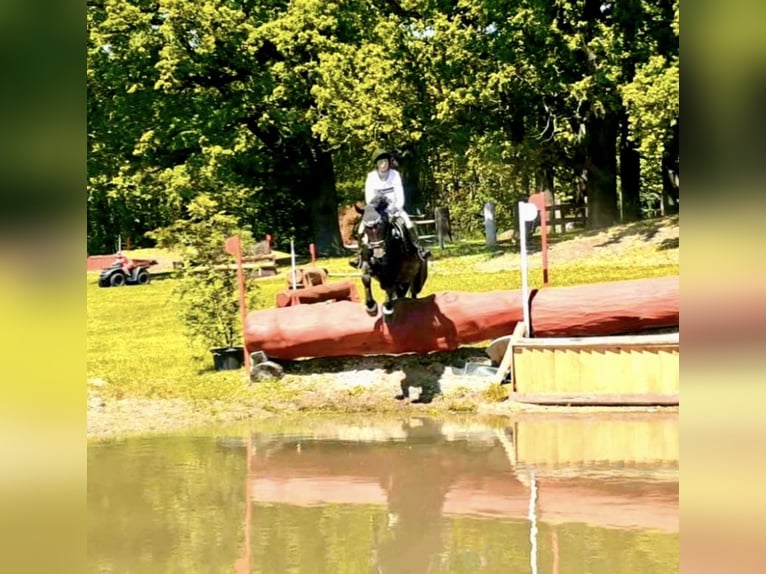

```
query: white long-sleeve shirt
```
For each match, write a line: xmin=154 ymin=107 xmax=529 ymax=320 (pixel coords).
xmin=365 ymin=168 xmax=405 ymax=213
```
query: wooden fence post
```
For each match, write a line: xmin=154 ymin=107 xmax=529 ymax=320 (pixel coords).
xmin=483 ymin=202 xmax=496 ymax=248
xmin=434 ymin=206 xmax=451 ymax=249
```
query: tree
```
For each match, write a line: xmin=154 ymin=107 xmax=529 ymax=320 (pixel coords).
xmin=620 ymin=0 xmax=680 ymax=217
xmin=88 ymin=0 xmax=680 ymax=249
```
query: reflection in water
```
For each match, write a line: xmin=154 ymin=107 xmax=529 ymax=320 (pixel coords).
xmin=374 ymin=419 xmax=459 ymax=573
xmin=529 ymin=471 xmax=539 ymax=574
xmin=88 ymin=414 xmax=678 ymax=573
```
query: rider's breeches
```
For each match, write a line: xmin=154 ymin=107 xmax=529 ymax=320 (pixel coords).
xmin=397 ymin=210 xmax=414 ymax=229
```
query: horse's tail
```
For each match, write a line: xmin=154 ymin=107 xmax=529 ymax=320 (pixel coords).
xmin=412 ymin=252 xmax=428 ymax=297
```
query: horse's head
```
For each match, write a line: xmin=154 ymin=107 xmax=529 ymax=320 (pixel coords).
xmin=361 ymin=195 xmax=392 ymax=259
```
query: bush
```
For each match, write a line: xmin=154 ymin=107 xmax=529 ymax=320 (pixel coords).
xmin=147 ymin=194 xmax=261 ymax=351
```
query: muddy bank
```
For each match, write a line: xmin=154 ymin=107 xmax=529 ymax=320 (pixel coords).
xmin=88 ymin=349 xmax=676 ymax=441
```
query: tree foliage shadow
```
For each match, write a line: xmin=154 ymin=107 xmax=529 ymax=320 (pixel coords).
xmin=658 ymin=237 xmax=679 ymax=250
xmin=434 ymin=240 xmax=512 ymax=258
xmin=596 ymin=215 xmax=679 ymax=248
xmin=444 ymin=229 xmax=588 ymax=257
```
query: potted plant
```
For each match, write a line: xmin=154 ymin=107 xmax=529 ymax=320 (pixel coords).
xmin=147 ymin=194 xmax=261 ymax=370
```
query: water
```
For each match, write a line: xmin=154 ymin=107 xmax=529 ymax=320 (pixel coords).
xmin=88 ymin=413 xmax=678 ymax=573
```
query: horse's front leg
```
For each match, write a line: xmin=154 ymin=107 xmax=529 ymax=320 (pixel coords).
xmin=360 ymin=262 xmax=378 ymax=316
xmin=382 ymin=288 xmax=395 ymax=317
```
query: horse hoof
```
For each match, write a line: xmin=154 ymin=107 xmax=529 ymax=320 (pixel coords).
xmin=382 ymin=304 xmax=394 ymax=316
xmin=365 ymin=303 xmax=378 ymax=316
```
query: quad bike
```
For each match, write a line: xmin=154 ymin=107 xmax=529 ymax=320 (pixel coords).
xmin=98 ymin=254 xmax=158 ymax=287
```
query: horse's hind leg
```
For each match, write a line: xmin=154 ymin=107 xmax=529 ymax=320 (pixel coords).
xmin=395 ymin=378 xmax=409 ymax=400
xmin=361 ymin=263 xmax=378 ymax=316
xmin=410 ymin=261 xmax=428 ymax=299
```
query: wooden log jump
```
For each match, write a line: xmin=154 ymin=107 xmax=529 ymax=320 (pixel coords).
xmin=244 ymin=276 xmax=678 ymax=361
xmin=531 ymin=275 xmax=679 ymax=337
xmin=247 ymin=290 xmax=525 ymax=360
xmin=276 ymin=281 xmax=360 ymax=308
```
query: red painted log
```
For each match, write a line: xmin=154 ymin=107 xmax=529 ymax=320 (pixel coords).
xmin=244 ymin=277 xmax=679 ymax=360
xmin=246 ymin=290 xmax=525 ymax=360
xmin=87 ymin=254 xmax=119 ymax=271
xmin=531 ymin=276 xmax=679 ymax=337
xmin=86 ymin=254 xmax=158 ymax=272
xmin=275 ymin=281 xmax=360 ymax=308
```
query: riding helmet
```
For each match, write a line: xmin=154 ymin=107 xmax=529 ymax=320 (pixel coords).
xmin=371 ymin=148 xmax=392 ymax=164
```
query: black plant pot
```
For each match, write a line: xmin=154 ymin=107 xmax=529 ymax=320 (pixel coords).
xmin=210 ymin=346 xmax=244 ymax=371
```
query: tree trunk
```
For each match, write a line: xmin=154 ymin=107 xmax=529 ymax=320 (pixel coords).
xmin=662 ymin=120 xmax=680 ymax=215
xmin=522 ymin=171 xmax=531 ymax=195
xmin=585 ymin=115 xmax=620 ymax=228
xmin=397 ymin=144 xmax=426 ymax=213
xmin=307 ymin=148 xmax=344 ymax=256
xmin=619 ymin=113 xmax=642 ymax=222
xmin=536 ymin=165 xmax=555 ymax=194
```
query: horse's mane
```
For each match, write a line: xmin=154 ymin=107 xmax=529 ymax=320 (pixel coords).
xmin=363 ymin=195 xmax=390 ymax=224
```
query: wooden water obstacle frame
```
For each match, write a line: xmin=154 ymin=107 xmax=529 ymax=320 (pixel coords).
xmin=487 ymin=321 xmax=679 ymax=406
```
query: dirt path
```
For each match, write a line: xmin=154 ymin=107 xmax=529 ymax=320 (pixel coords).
xmin=484 ymin=215 xmax=679 ymax=271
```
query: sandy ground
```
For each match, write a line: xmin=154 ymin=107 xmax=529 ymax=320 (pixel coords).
xmin=86 ymin=349 xmax=513 ymax=440
xmin=88 ymin=217 xmax=679 ymax=441
xmin=87 ymin=359 xmax=677 ymax=441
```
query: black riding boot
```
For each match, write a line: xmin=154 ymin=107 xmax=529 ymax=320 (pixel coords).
xmin=407 ymin=227 xmax=431 ymax=261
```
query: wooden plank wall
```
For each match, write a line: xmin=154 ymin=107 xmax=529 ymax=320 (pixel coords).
xmin=511 ymin=333 xmax=679 ymax=405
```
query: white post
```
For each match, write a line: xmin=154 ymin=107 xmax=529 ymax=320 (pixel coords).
xmin=290 ymin=239 xmax=297 ymax=290
xmin=518 ymin=201 xmax=531 ymax=337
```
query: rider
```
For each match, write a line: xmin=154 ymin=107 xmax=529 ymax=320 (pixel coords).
xmin=349 ymin=148 xmax=431 ymax=268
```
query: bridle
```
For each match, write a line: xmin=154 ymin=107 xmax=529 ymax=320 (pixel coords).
xmin=364 ymin=218 xmax=385 ymax=249
xmin=362 ymin=212 xmax=389 ymax=257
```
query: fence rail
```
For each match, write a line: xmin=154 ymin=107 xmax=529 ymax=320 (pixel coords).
xmin=411 ymin=216 xmax=437 ymax=241
xmin=545 ymin=203 xmax=588 ymax=234
xmin=412 ymin=206 xmax=453 ymax=247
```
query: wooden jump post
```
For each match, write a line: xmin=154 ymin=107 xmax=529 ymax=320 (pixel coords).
xmin=224 ymin=235 xmax=251 ymax=373
xmin=528 ymin=192 xmax=549 ymax=286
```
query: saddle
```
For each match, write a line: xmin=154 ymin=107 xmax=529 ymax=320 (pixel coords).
xmin=390 ymin=217 xmax=405 ymax=240
xmin=390 ymin=216 xmax=419 ymax=253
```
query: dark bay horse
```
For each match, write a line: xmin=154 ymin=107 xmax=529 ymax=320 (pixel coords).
xmin=359 ymin=195 xmax=428 ymax=317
